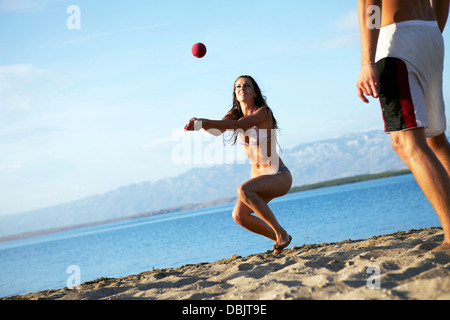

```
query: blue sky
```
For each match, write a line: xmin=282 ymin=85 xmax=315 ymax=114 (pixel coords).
xmin=1 ymin=0 xmax=449 ymax=216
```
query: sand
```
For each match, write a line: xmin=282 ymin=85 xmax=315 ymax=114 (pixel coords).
xmin=3 ymin=227 xmax=449 ymax=301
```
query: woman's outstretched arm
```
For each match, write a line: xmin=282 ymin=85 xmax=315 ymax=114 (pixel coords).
xmin=184 ymin=107 xmax=270 ymax=133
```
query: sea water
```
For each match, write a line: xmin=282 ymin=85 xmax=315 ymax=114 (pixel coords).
xmin=0 ymin=174 xmax=440 ymax=298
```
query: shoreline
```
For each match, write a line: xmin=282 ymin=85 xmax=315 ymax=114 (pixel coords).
xmin=0 ymin=169 xmax=411 ymax=244
xmin=4 ymin=227 xmax=449 ymax=300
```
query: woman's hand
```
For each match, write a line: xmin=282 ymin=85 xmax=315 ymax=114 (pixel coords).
xmin=184 ymin=118 xmax=203 ymax=131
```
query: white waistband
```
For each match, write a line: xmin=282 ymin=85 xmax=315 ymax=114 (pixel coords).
xmin=381 ymin=20 xmax=438 ymax=31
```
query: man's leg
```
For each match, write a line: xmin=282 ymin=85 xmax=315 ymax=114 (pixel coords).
xmin=427 ymin=133 xmax=450 ymax=175
xmin=390 ymin=129 xmax=450 ymax=250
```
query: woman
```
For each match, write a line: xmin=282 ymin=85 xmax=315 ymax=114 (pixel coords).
xmin=184 ymin=75 xmax=292 ymax=254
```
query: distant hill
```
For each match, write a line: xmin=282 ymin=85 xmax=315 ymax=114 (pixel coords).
xmin=0 ymin=129 xmax=410 ymax=238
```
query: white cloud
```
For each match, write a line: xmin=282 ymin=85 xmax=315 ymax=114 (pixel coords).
xmin=332 ymin=9 xmax=358 ymax=30
xmin=0 ymin=161 xmax=22 ymax=172
xmin=0 ymin=64 xmax=71 ymax=162
xmin=0 ymin=0 xmax=38 ymax=12
xmin=322 ymin=33 xmax=359 ymax=48
xmin=63 ymin=23 xmax=171 ymax=45
xmin=142 ymin=127 xmax=186 ymax=149
xmin=0 ymin=0 xmax=63 ymax=14
xmin=34 ymin=191 xmax=60 ymax=200
xmin=321 ymin=9 xmax=359 ymax=48
xmin=0 ymin=64 xmax=67 ymax=114
xmin=69 ymin=185 xmax=89 ymax=192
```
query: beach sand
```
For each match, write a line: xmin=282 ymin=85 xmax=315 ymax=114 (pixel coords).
xmin=4 ymin=227 xmax=449 ymax=300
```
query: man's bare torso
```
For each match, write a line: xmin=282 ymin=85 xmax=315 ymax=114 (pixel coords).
xmin=381 ymin=0 xmax=436 ymax=27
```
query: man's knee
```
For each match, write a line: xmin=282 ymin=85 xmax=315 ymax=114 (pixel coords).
xmin=390 ymin=134 xmax=405 ymax=156
xmin=390 ymin=134 xmax=410 ymax=159
xmin=390 ymin=130 xmax=427 ymax=160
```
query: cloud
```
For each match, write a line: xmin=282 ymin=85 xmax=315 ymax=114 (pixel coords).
xmin=63 ymin=22 xmax=171 ymax=45
xmin=0 ymin=161 xmax=23 ymax=172
xmin=69 ymin=185 xmax=89 ymax=192
xmin=0 ymin=0 xmax=38 ymax=13
xmin=332 ymin=9 xmax=358 ymax=30
xmin=321 ymin=9 xmax=359 ymax=48
xmin=0 ymin=0 xmax=63 ymax=14
xmin=0 ymin=64 xmax=66 ymax=110
xmin=0 ymin=64 xmax=68 ymax=130
xmin=322 ymin=33 xmax=359 ymax=48
xmin=34 ymin=191 xmax=60 ymax=200
xmin=142 ymin=127 xmax=186 ymax=149
xmin=0 ymin=126 xmax=60 ymax=144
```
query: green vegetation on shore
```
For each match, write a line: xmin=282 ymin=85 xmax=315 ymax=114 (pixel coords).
xmin=289 ymin=169 xmax=412 ymax=194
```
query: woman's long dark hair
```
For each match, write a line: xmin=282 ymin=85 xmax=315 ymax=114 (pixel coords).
xmin=224 ymin=75 xmax=279 ymax=145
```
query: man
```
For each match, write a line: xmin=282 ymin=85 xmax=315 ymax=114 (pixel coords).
xmin=356 ymin=0 xmax=450 ymax=251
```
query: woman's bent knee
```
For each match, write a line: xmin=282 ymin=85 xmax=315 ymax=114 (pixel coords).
xmin=232 ymin=209 xmax=244 ymax=226
xmin=237 ymin=183 xmax=252 ymax=201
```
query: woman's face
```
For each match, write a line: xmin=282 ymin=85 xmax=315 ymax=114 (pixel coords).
xmin=235 ymin=77 xmax=257 ymax=103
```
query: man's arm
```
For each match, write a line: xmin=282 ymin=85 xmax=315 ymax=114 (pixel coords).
xmin=358 ymin=0 xmax=381 ymax=65
xmin=356 ymin=0 xmax=382 ymax=103
xmin=431 ymin=0 xmax=450 ymax=32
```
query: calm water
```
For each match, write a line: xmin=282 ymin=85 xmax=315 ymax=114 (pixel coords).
xmin=0 ymin=174 xmax=440 ymax=298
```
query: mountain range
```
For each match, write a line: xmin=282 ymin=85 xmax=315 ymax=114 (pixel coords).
xmin=0 ymin=129 xmax=422 ymax=239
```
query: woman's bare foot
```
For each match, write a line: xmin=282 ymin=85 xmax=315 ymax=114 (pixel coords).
xmin=273 ymin=235 xmax=292 ymax=255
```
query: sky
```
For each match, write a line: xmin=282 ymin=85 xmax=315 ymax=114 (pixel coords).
xmin=0 ymin=0 xmax=449 ymax=216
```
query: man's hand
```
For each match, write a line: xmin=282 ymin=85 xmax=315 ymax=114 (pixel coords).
xmin=356 ymin=63 xmax=379 ymax=103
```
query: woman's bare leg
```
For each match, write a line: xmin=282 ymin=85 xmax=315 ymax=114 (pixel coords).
xmin=234 ymin=172 xmax=292 ymax=246
xmin=232 ymin=200 xmax=277 ymax=241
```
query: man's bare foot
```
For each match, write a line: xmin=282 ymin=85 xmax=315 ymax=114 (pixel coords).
xmin=432 ymin=242 xmax=450 ymax=252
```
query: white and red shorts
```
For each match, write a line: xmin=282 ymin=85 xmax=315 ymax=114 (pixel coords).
xmin=375 ymin=20 xmax=446 ymax=137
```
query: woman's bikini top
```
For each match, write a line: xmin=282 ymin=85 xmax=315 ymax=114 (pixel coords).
xmin=236 ymin=107 xmax=274 ymax=146
xmin=237 ymin=126 xmax=272 ymax=146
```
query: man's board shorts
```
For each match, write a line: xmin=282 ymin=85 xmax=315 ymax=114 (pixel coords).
xmin=375 ymin=20 xmax=446 ymax=137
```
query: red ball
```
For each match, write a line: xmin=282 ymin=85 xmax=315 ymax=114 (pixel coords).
xmin=192 ymin=43 xmax=207 ymax=58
